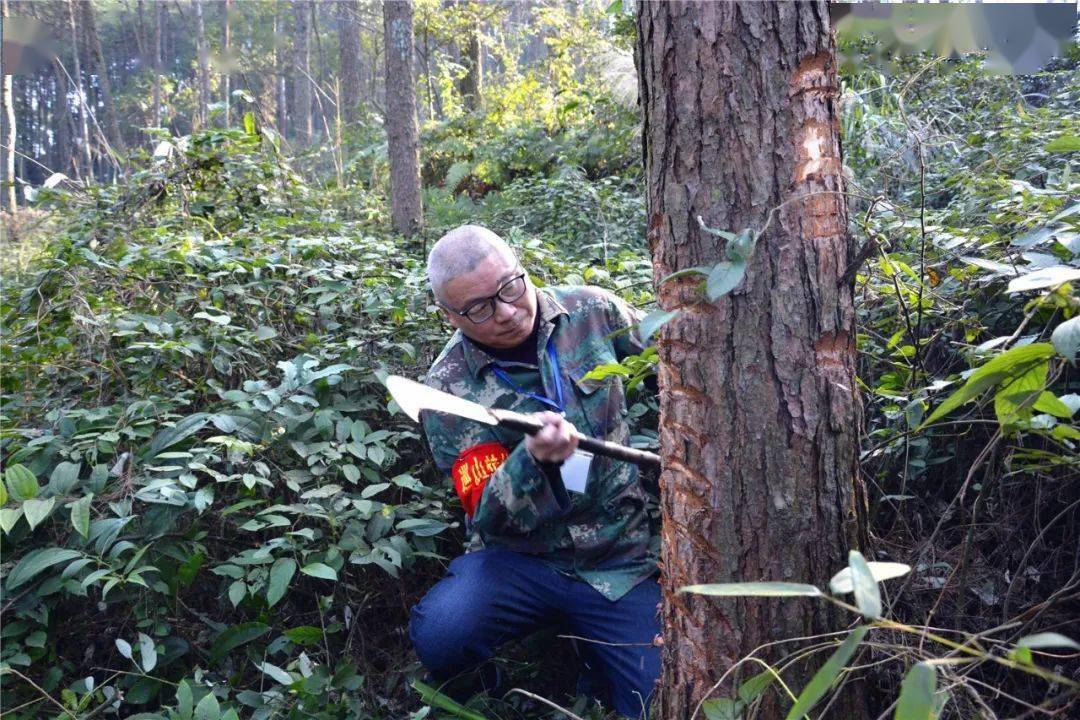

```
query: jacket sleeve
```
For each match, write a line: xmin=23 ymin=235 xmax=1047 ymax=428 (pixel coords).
xmin=421 ymin=408 xmax=571 ymax=536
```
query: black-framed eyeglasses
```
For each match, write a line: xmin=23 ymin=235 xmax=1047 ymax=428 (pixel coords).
xmin=443 ymin=272 xmax=528 ymax=324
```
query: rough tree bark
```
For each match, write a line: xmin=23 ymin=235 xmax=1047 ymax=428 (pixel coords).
xmin=66 ymin=0 xmax=93 ymax=179
xmin=224 ymin=0 xmax=232 ymax=126
xmin=153 ymin=0 xmax=163 ymax=128
xmin=337 ymin=0 xmax=363 ymax=125
xmin=637 ymin=2 xmax=867 ymax=717
xmin=1 ymin=0 xmax=15 ymax=212
xmin=274 ymin=2 xmax=288 ymax=135
xmin=194 ymin=0 xmax=210 ymax=129
xmin=382 ymin=0 xmax=422 ymax=237
xmin=292 ymin=0 xmax=313 ymax=141
xmin=81 ymin=0 xmax=125 ymax=153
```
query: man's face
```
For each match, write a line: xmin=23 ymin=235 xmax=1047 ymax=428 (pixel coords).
xmin=438 ymin=251 xmax=538 ymax=349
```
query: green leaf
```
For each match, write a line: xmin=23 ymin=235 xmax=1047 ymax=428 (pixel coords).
xmin=1052 ymin=316 xmax=1079 ymax=364
xmin=680 ymin=582 xmax=822 ymax=597
xmin=266 ymin=558 xmax=296 ymax=608
xmin=894 ymin=662 xmax=937 ymax=720
xmin=116 ymin=638 xmax=133 ymax=659
xmin=209 ymin=622 xmax=270 ymax=661
xmin=283 ymin=626 xmax=324 ymax=645
xmin=138 ymin=632 xmax=158 ymax=672
xmin=0 ymin=480 xmax=7 ymax=506
xmin=5 ymin=464 xmax=39 ymax=501
xmin=412 ymin=680 xmax=492 ymax=720
xmin=702 ymin=698 xmax=740 ymax=720
xmin=1045 ymin=134 xmax=1080 ymax=152
xmin=1031 ymin=391 xmax=1074 ymax=418
xmin=48 ymin=461 xmax=81 ymax=495
xmin=738 ymin=668 xmax=779 ymax=705
xmin=228 ymin=581 xmax=246 ymax=608
xmin=300 ymin=563 xmax=338 ymax=581
xmin=22 ymin=497 xmax=56 ymax=530
xmin=1016 ymin=632 xmax=1080 ymax=650
xmin=848 ymin=550 xmax=882 ymax=619
xmin=706 ymin=260 xmax=747 ymax=300
xmin=921 ymin=343 xmax=1056 ymax=428
xmin=193 ymin=691 xmax=220 ymax=720
xmin=637 ymin=308 xmax=679 ymax=343
xmin=258 ymin=661 xmax=294 ymax=685
xmin=142 ymin=414 xmax=209 ymax=460
xmin=69 ymin=494 xmax=93 ymax=538
xmin=176 ymin=680 xmax=194 ymax=720
xmin=829 ymin=562 xmax=910 ymax=595
xmin=6 ymin=548 xmax=84 ymax=589
xmin=0 ymin=507 xmax=23 ymax=534
xmin=342 ymin=464 xmax=361 ymax=483
xmin=396 ymin=517 xmax=449 ymax=537
xmin=784 ymin=626 xmax=869 ymax=720
xmin=243 ymin=111 xmax=257 ymax=136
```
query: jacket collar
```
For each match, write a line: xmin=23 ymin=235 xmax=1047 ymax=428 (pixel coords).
xmin=459 ymin=287 xmax=568 ymax=378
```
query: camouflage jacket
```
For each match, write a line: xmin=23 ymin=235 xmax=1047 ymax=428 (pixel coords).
xmin=421 ymin=285 xmax=657 ymax=601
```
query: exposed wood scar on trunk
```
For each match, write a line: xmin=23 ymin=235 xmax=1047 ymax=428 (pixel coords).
xmin=814 ymin=331 xmax=850 ymax=370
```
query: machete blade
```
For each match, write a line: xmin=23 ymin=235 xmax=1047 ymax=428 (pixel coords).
xmin=385 ymin=375 xmax=499 ymax=427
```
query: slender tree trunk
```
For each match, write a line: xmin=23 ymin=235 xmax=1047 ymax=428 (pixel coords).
xmin=53 ymin=60 xmax=73 ymax=175
xmin=274 ymin=3 xmax=288 ymax=135
xmin=457 ymin=18 xmax=482 ymax=111
xmin=382 ymin=0 xmax=422 ymax=237
xmin=194 ymin=0 xmax=210 ymax=129
xmin=67 ymin=0 xmax=93 ymax=180
xmin=224 ymin=0 xmax=232 ymax=126
xmin=292 ymin=0 xmax=313 ymax=141
xmin=637 ymin=2 xmax=867 ymax=718
xmin=1 ymin=0 xmax=15 ymax=213
xmin=153 ymin=0 xmax=163 ymax=128
xmin=337 ymin=0 xmax=362 ymax=125
xmin=81 ymin=0 xmax=125 ymax=155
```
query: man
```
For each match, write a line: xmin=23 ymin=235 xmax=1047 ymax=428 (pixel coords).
xmin=410 ymin=225 xmax=660 ymax=717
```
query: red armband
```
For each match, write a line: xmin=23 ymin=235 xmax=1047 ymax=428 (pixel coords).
xmin=451 ymin=442 xmax=510 ymax=518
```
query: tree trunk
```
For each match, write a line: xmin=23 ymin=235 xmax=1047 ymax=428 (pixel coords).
xmin=194 ymin=0 xmax=211 ymax=130
xmin=81 ymin=0 xmax=125 ymax=154
xmin=292 ymin=0 xmax=313 ymax=141
xmin=153 ymin=0 xmax=163 ymax=128
xmin=637 ymin=2 xmax=867 ymax=718
xmin=337 ymin=0 xmax=362 ymax=125
xmin=224 ymin=0 xmax=232 ymax=126
xmin=382 ymin=0 xmax=422 ymax=237
xmin=274 ymin=2 xmax=288 ymax=135
xmin=67 ymin=0 xmax=93 ymax=180
xmin=52 ymin=60 xmax=73 ymax=175
xmin=457 ymin=13 xmax=482 ymax=112
xmin=1 ymin=0 xmax=15 ymax=213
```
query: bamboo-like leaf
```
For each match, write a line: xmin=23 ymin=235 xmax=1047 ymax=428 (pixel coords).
xmin=784 ymin=626 xmax=869 ymax=720
xmin=894 ymin=662 xmax=937 ymax=720
xmin=848 ymin=551 xmax=882 ymax=619
xmin=680 ymin=582 xmax=822 ymax=597
xmin=829 ymin=562 xmax=911 ymax=594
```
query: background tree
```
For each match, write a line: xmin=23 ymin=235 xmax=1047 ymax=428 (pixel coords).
xmin=383 ymin=0 xmax=422 ymax=237
xmin=637 ymin=2 xmax=867 ymax=716
xmin=1 ymin=0 xmax=14 ymax=213
xmin=292 ymin=0 xmax=313 ymax=141
xmin=337 ymin=0 xmax=363 ymax=126
xmin=81 ymin=0 xmax=124 ymax=155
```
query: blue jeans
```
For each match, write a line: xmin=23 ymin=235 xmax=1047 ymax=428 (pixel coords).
xmin=409 ymin=548 xmax=661 ymax=718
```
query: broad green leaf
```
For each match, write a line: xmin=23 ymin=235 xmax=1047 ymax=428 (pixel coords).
xmin=706 ymin=260 xmax=747 ymax=300
xmin=176 ymin=680 xmax=194 ymax=720
xmin=1052 ymin=316 xmax=1079 ymax=364
xmin=193 ymin=691 xmax=220 ymax=720
xmin=142 ymin=414 xmax=209 ymax=460
xmin=193 ymin=311 xmax=232 ymax=325
xmin=702 ymin=698 xmax=740 ymax=720
xmin=848 ymin=550 xmax=882 ymax=619
xmin=243 ymin=111 xmax=257 ymax=136
xmin=784 ymin=626 xmax=869 ymax=720
xmin=266 ymin=557 xmax=296 ymax=608
xmin=48 ymin=461 xmax=81 ymax=495
xmin=300 ymin=563 xmax=337 ymax=581
xmin=396 ymin=517 xmax=449 ymax=536
xmin=115 ymin=638 xmax=133 ymax=659
xmin=680 ymin=582 xmax=822 ymax=597
xmin=993 ymin=361 xmax=1048 ymax=426
xmin=921 ymin=343 xmax=1056 ymax=428
xmin=1007 ymin=265 xmax=1080 ymax=293
xmin=0 ymin=507 xmax=22 ymax=533
xmin=738 ymin=668 xmax=779 ymax=705
xmin=138 ymin=632 xmax=158 ymax=672
xmin=6 ymin=548 xmax=84 ymax=589
xmin=22 ymin=497 xmax=55 ymax=530
xmin=1016 ymin=632 xmax=1080 ymax=650
xmin=69 ymin=495 xmax=93 ymax=538
xmin=5 ymin=464 xmax=39 ymax=501
xmin=0 ymin=481 xmax=6 ymax=506
xmin=1045 ymin=134 xmax=1080 ymax=152
xmin=342 ymin=464 xmax=361 ymax=483
xmin=637 ymin=308 xmax=679 ymax=343
xmin=829 ymin=562 xmax=910 ymax=594
xmin=228 ymin=581 xmax=246 ymax=608
xmin=894 ymin=662 xmax=937 ymax=720
xmin=1031 ymin=391 xmax=1074 ymax=418
xmin=209 ymin=621 xmax=270 ymax=661
xmin=412 ymin=680 xmax=492 ymax=720
xmin=258 ymin=661 xmax=294 ymax=685
xmin=283 ymin=626 xmax=324 ymax=645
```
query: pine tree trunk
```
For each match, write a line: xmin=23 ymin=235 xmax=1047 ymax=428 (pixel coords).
xmin=274 ymin=3 xmax=288 ymax=135
xmin=194 ymin=0 xmax=211 ymax=130
xmin=67 ymin=0 xmax=93 ymax=180
xmin=224 ymin=0 xmax=232 ymax=127
xmin=637 ymin=2 xmax=867 ymax=717
xmin=1 ymin=0 xmax=15 ymax=213
xmin=153 ymin=0 xmax=163 ymax=128
xmin=81 ymin=0 xmax=125 ymax=154
xmin=337 ymin=0 xmax=362 ymax=126
xmin=456 ymin=9 xmax=482 ymax=112
xmin=292 ymin=0 xmax=313 ymax=141
xmin=382 ymin=0 xmax=422 ymax=237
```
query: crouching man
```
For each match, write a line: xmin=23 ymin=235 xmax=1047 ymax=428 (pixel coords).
xmin=409 ymin=225 xmax=660 ymax=717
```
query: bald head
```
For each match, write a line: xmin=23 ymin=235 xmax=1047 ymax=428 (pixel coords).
xmin=427 ymin=225 xmax=518 ymax=301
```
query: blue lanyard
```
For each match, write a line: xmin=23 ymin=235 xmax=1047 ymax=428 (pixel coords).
xmin=491 ymin=337 xmax=565 ymax=414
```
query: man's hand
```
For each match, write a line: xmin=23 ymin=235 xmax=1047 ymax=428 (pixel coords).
xmin=525 ymin=411 xmax=579 ymax=464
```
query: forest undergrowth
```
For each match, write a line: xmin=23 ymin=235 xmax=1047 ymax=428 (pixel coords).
xmin=1 ymin=50 xmax=1078 ymax=720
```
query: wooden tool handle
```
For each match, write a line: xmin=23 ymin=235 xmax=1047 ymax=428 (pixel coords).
xmin=490 ymin=409 xmax=662 ymax=470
